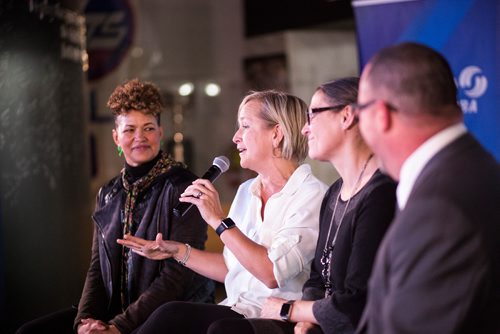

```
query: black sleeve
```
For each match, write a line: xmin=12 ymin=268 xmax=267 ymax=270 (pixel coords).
xmin=74 ymin=191 xmax=109 ymax=331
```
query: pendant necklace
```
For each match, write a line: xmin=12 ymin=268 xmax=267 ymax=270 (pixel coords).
xmin=320 ymin=154 xmax=373 ymax=297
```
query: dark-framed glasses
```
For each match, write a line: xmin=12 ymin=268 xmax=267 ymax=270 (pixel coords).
xmin=306 ymin=104 xmax=346 ymax=125
xmin=350 ymin=100 xmax=398 ymax=116
xmin=349 ymin=100 xmax=376 ymax=115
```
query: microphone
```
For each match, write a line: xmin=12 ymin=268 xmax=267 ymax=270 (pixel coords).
xmin=174 ymin=156 xmax=230 ymax=217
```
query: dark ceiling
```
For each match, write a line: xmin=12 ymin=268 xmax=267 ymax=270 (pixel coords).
xmin=244 ymin=0 xmax=354 ymax=37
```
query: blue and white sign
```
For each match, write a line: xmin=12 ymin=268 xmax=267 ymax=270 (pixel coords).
xmin=353 ymin=0 xmax=499 ymax=160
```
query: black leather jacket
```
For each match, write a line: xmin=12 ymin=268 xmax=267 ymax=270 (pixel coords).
xmin=75 ymin=166 xmax=214 ymax=334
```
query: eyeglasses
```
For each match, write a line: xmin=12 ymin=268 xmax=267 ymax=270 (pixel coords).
xmin=306 ymin=104 xmax=346 ymax=125
xmin=349 ymin=100 xmax=376 ymax=115
xmin=350 ymin=100 xmax=398 ymax=116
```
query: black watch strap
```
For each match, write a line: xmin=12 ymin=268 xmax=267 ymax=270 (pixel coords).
xmin=280 ymin=300 xmax=295 ymax=322
xmin=215 ymin=218 xmax=236 ymax=236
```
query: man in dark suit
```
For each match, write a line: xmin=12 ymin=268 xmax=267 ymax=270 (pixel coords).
xmin=354 ymin=42 xmax=500 ymax=333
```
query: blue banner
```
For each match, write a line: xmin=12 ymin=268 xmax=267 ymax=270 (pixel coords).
xmin=353 ymin=0 xmax=499 ymax=160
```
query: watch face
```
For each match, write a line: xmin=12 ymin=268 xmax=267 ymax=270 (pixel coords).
xmin=216 ymin=218 xmax=236 ymax=236
xmin=280 ymin=301 xmax=293 ymax=321
xmin=222 ymin=218 xmax=235 ymax=229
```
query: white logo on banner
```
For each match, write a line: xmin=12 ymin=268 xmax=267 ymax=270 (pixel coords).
xmin=456 ymin=66 xmax=488 ymax=114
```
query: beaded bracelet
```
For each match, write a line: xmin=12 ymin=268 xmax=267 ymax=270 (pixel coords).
xmin=177 ymin=243 xmax=191 ymax=266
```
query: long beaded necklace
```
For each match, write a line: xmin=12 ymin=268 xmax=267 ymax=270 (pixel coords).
xmin=320 ymin=154 xmax=373 ymax=297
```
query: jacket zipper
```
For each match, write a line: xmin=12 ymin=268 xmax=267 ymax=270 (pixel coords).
xmin=94 ymin=216 xmax=114 ymax=310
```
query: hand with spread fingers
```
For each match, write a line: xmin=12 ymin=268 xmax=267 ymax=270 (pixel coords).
xmin=178 ymin=178 xmax=225 ymax=229
xmin=117 ymin=233 xmax=182 ymax=261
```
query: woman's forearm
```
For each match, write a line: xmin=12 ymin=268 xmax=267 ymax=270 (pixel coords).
xmin=289 ymin=300 xmax=317 ymax=324
xmin=219 ymin=227 xmax=277 ymax=288
xmin=261 ymin=297 xmax=318 ymax=324
xmin=176 ymin=245 xmax=228 ymax=283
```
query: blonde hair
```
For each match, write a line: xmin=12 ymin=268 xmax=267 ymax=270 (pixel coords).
xmin=239 ymin=90 xmax=308 ymax=163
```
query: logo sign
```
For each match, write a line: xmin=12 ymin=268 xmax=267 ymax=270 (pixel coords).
xmin=85 ymin=0 xmax=134 ymax=81
xmin=353 ymin=0 xmax=499 ymax=160
xmin=456 ymin=66 xmax=488 ymax=114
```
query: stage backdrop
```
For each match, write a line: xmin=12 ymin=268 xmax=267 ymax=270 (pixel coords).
xmin=352 ymin=0 xmax=499 ymax=160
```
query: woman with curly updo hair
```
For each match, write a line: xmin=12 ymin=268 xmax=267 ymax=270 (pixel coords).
xmin=16 ymin=79 xmax=214 ymax=334
xmin=108 ymin=78 xmax=163 ymax=121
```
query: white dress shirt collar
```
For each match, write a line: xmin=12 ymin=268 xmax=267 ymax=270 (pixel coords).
xmin=249 ymin=164 xmax=311 ymax=198
xmin=397 ymin=123 xmax=467 ymax=210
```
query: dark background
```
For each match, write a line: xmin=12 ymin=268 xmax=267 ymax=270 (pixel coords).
xmin=244 ymin=0 xmax=353 ymax=36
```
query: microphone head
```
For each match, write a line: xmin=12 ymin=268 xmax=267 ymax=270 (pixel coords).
xmin=213 ymin=156 xmax=230 ymax=173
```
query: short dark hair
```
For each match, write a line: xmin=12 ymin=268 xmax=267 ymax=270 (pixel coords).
xmin=107 ymin=78 xmax=164 ymax=124
xmin=366 ymin=42 xmax=460 ymax=117
xmin=317 ymin=77 xmax=359 ymax=106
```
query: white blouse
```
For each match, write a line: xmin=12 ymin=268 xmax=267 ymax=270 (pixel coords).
xmin=219 ymin=164 xmax=327 ymax=318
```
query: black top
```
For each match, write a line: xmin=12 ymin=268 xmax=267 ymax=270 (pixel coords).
xmin=124 ymin=151 xmax=162 ymax=182
xmin=302 ymin=170 xmax=397 ymax=333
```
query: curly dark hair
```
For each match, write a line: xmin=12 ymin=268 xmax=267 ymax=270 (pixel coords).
xmin=107 ymin=78 xmax=164 ymax=123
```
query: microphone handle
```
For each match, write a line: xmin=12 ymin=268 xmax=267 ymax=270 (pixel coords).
xmin=173 ymin=202 xmax=193 ymax=217
xmin=173 ymin=165 xmax=223 ymax=217
xmin=200 ymin=165 xmax=222 ymax=181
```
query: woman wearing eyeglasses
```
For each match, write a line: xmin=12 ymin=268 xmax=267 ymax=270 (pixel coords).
xmin=258 ymin=77 xmax=397 ymax=334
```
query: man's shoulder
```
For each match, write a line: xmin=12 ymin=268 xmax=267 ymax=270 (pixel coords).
xmin=414 ymin=133 xmax=499 ymax=196
xmin=427 ymin=133 xmax=498 ymax=176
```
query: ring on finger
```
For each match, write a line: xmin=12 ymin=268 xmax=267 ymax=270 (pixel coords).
xmin=196 ymin=191 xmax=203 ymax=198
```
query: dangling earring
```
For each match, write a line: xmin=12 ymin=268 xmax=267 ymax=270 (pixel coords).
xmin=117 ymin=145 xmax=123 ymax=157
